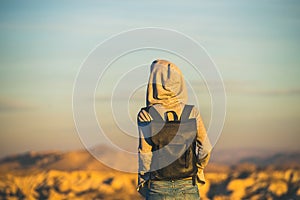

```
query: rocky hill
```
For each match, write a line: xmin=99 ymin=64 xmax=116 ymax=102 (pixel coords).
xmin=0 ymin=147 xmax=299 ymax=200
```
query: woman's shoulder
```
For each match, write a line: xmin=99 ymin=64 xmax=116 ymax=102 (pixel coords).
xmin=188 ymin=104 xmax=200 ymax=118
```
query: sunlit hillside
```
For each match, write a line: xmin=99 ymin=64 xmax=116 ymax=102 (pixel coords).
xmin=0 ymin=147 xmax=299 ymax=200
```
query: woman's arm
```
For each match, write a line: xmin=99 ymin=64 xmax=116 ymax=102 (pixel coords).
xmin=193 ymin=107 xmax=211 ymax=168
xmin=137 ymin=109 xmax=152 ymax=193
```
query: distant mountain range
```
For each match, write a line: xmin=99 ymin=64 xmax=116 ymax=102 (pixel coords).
xmin=0 ymin=145 xmax=299 ymax=175
xmin=210 ymin=148 xmax=300 ymax=169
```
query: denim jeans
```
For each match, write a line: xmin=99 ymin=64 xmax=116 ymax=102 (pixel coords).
xmin=146 ymin=179 xmax=200 ymax=200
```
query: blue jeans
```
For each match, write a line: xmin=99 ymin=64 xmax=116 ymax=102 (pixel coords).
xmin=146 ymin=179 xmax=200 ymax=200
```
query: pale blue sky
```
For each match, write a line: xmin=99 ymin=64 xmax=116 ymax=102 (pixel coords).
xmin=0 ymin=0 xmax=299 ymax=157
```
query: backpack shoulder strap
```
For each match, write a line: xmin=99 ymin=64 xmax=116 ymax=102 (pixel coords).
xmin=180 ymin=105 xmax=194 ymax=121
xmin=145 ymin=106 xmax=164 ymax=121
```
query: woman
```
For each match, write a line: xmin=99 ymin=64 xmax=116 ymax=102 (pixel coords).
xmin=137 ymin=59 xmax=210 ymax=200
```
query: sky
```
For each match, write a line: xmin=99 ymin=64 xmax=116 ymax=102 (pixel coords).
xmin=0 ymin=0 xmax=299 ymax=158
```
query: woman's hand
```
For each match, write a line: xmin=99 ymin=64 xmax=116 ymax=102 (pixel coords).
xmin=138 ymin=109 xmax=152 ymax=122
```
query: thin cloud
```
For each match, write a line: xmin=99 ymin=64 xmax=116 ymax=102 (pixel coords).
xmin=190 ymin=80 xmax=300 ymax=96
xmin=0 ymin=97 xmax=34 ymax=112
xmin=240 ymin=88 xmax=300 ymax=96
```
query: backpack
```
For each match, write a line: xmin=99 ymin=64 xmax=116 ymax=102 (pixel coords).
xmin=146 ymin=105 xmax=198 ymax=181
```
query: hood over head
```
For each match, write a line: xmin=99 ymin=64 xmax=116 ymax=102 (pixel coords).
xmin=146 ymin=59 xmax=188 ymax=107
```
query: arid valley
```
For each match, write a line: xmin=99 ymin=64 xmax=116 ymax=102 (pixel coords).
xmin=0 ymin=146 xmax=299 ymax=200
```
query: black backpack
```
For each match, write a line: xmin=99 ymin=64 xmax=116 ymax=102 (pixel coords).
xmin=146 ymin=105 xmax=198 ymax=181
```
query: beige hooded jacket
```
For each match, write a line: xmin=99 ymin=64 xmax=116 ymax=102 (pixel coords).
xmin=137 ymin=60 xmax=211 ymax=191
